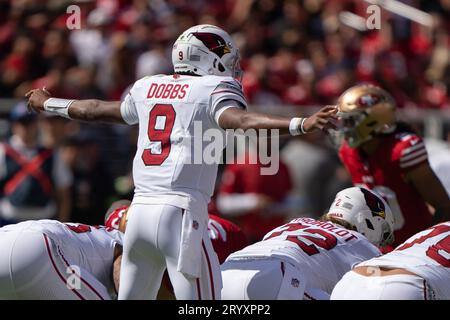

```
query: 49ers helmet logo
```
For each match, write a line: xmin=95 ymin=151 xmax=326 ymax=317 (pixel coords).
xmin=357 ymin=93 xmax=382 ymax=107
xmin=360 ymin=188 xmax=386 ymax=218
xmin=192 ymin=32 xmax=231 ymax=58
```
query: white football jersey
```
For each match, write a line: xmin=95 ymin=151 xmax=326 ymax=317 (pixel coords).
xmin=226 ymin=217 xmax=381 ymax=293
xmin=1 ymin=220 xmax=123 ymax=290
xmin=120 ymin=74 xmax=247 ymax=203
xmin=358 ymin=222 xmax=450 ymax=298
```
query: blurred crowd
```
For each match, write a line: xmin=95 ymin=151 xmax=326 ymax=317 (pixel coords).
xmin=0 ymin=0 xmax=449 ymax=233
xmin=1 ymin=0 xmax=449 ymax=107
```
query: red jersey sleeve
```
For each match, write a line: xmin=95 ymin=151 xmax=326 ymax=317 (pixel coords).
xmin=208 ymin=214 xmax=249 ymax=264
xmin=391 ymin=133 xmax=428 ymax=173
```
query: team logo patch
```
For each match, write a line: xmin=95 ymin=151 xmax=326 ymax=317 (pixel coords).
xmin=360 ymin=188 xmax=385 ymax=218
xmin=193 ymin=220 xmax=199 ymax=230
xmin=291 ymin=278 xmax=300 ymax=288
xmin=357 ymin=93 xmax=382 ymax=107
xmin=191 ymin=32 xmax=231 ymax=57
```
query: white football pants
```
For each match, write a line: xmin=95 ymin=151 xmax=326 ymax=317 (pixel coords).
xmin=117 ymin=203 xmax=221 ymax=300
xmin=221 ymin=259 xmax=308 ymax=300
xmin=0 ymin=228 xmax=111 ymax=300
xmin=330 ymin=270 xmax=437 ymax=300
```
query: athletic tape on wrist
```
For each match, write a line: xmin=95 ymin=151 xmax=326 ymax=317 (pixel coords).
xmin=289 ymin=117 xmax=304 ymax=136
xmin=43 ymin=98 xmax=75 ymax=119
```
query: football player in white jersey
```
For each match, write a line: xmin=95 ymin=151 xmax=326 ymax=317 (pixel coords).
xmin=221 ymin=187 xmax=395 ymax=300
xmin=26 ymin=24 xmax=338 ymax=300
xmin=0 ymin=219 xmax=123 ymax=300
xmin=331 ymin=221 xmax=450 ymax=300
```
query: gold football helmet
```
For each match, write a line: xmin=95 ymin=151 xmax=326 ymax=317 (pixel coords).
xmin=337 ymin=84 xmax=397 ymax=148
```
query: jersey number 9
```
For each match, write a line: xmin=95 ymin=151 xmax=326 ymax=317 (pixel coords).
xmin=142 ymin=104 xmax=176 ymax=166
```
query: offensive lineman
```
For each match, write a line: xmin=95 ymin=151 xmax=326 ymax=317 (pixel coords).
xmin=26 ymin=24 xmax=337 ymax=300
xmin=0 ymin=219 xmax=122 ymax=299
xmin=221 ymin=187 xmax=394 ymax=300
xmin=331 ymin=222 xmax=450 ymax=300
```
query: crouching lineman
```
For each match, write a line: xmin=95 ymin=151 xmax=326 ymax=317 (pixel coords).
xmin=0 ymin=219 xmax=122 ymax=300
xmin=331 ymin=221 xmax=450 ymax=300
xmin=220 ymin=187 xmax=395 ymax=300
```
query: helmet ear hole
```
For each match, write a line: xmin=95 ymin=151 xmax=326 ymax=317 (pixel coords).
xmin=365 ymin=219 xmax=375 ymax=230
xmin=218 ymin=63 xmax=225 ymax=72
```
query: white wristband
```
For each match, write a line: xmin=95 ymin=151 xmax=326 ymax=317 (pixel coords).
xmin=43 ymin=98 xmax=75 ymax=119
xmin=289 ymin=117 xmax=303 ymax=136
xmin=300 ymin=117 xmax=307 ymax=134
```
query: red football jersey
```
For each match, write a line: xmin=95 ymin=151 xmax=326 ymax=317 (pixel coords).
xmin=208 ymin=214 xmax=249 ymax=264
xmin=339 ymin=130 xmax=433 ymax=245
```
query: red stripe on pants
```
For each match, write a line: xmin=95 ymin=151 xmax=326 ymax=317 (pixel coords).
xmin=202 ymin=241 xmax=216 ymax=300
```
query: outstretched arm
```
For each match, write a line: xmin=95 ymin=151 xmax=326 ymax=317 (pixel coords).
xmin=406 ymin=163 xmax=450 ymax=223
xmin=218 ymin=104 xmax=338 ymax=135
xmin=25 ymin=88 xmax=126 ymax=124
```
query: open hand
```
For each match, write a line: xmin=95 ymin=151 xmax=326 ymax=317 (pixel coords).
xmin=25 ymin=88 xmax=51 ymax=113
xmin=303 ymin=105 xmax=338 ymax=132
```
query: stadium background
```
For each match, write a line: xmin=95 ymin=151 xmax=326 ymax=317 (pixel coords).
xmin=0 ymin=0 xmax=449 ymax=234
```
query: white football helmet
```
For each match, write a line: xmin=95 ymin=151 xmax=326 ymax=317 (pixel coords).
xmin=172 ymin=24 xmax=242 ymax=80
xmin=327 ymin=187 xmax=395 ymax=246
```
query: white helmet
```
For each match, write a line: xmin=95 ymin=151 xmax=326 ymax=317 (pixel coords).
xmin=327 ymin=187 xmax=395 ymax=246
xmin=172 ymin=24 xmax=242 ymax=79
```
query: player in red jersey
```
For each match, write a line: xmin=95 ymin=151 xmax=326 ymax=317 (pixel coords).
xmin=208 ymin=214 xmax=249 ymax=264
xmin=336 ymin=84 xmax=450 ymax=247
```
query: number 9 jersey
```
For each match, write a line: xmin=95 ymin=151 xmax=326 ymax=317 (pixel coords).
xmin=120 ymin=74 xmax=247 ymax=202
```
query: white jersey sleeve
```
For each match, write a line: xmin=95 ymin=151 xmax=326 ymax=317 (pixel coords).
xmin=358 ymin=222 xmax=450 ymax=298
xmin=209 ymin=78 xmax=247 ymax=126
xmin=120 ymin=80 xmax=144 ymax=125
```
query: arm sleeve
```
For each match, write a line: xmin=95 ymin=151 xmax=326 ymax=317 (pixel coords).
xmin=120 ymin=92 xmax=139 ymax=125
xmin=209 ymin=79 xmax=248 ymax=126
xmin=214 ymin=100 xmax=244 ymax=126
xmin=392 ymin=134 xmax=428 ymax=173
